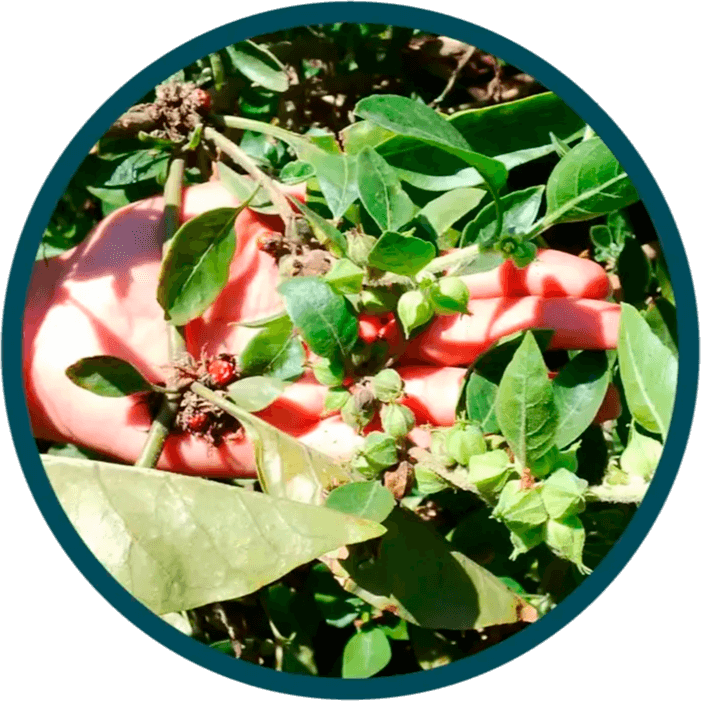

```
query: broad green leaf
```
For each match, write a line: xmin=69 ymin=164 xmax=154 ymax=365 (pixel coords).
xmin=227 ymin=376 xmax=288 ymax=412
xmin=367 ymin=231 xmax=436 ymax=276
xmin=357 ymin=147 xmax=415 ymax=232
xmin=462 ymin=186 xmax=544 ymax=248
xmin=278 ymin=277 xmax=358 ymax=365
xmin=158 ymin=205 xmax=246 ymax=325
xmin=342 ymin=628 xmax=392 ymax=679
xmin=618 ymin=303 xmax=677 ymax=438
xmin=380 ymin=93 xmax=584 ymax=188
xmin=295 ymin=144 xmax=358 ymax=220
xmin=329 ymin=508 xmax=528 ymax=629
xmin=465 ymin=330 xmax=556 ymax=433
xmin=292 ymin=198 xmax=348 ymax=256
xmin=364 ymin=93 xmax=581 ymax=159
xmin=542 ymin=137 xmax=639 ymax=227
xmin=356 ymin=94 xmax=473 ymax=152
xmin=620 ymin=423 xmax=663 ymax=481
xmin=465 ymin=371 xmax=500 ymax=434
xmin=355 ymin=95 xmax=508 ymax=209
xmin=65 ymin=355 xmax=151 ymax=397
xmin=553 ymin=351 xmax=610 ymax=448
xmin=417 ymin=188 xmax=486 ymax=239
xmin=238 ymin=315 xmax=306 ymax=381
xmin=326 ymin=482 xmax=395 ymax=523
xmin=325 ymin=258 xmax=364 ymax=295
xmin=225 ymin=40 xmax=289 ymax=92
xmin=495 ymin=332 xmax=559 ymax=466
xmin=219 ymin=399 xmax=351 ymax=505
xmin=99 ymin=150 xmax=170 ymax=187
xmin=43 ymin=456 xmax=383 ymax=614
xmin=341 ymin=120 xmax=396 ymax=155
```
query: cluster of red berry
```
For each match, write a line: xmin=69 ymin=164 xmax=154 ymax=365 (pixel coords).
xmin=183 ymin=355 xmax=237 ymax=435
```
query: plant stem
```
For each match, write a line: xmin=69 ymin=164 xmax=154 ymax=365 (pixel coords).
xmin=419 ymin=244 xmax=479 ymax=276
xmin=212 ymin=114 xmax=308 ymax=149
xmin=203 ymin=126 xmax=297 ymax=238
xmin=191 ymin=381 xmax=238 ymax=415
xmin=135 ymin=157 xmax=185 ymax=469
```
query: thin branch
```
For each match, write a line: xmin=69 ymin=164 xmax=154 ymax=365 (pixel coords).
xmin=203 ymin=126 xmax=297 ymax=239
xmin=134 ymin=157 xmax=186 ymax=469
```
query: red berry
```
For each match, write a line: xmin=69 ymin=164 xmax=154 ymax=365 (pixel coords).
xmin=192 ymin=88 xmax=212 ymax=112
xmin=207 ymin=357 xmax=236 ymax=387
xmin=187 ymin=411 xmax=210 ymax=433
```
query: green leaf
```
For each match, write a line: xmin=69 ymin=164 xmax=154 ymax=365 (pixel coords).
xmin=225 ymin=40 xmax=289 ymax=92
xmin=217 ymin=162 xmax=275 ymax=213
xmin=553 ymin=351 xmax=610 ymax=448
xmin=375 ymin=92 xmax=583 ymax=160
xmin=65 ymin=355 xmax=152 ymax=397
xmin=98 ymin=150 xmax=170 ymax=187
xmin=367 ymin=231 xmax=436 ymax=276
xmin=312 ymin=357 xmax=346 ymax=387
xmin=325 ymin=258 xmax=364 ymax=295
xmin=620 ymin=423 xmax=663 ymax=481
xmin=645 ymin=298 xmax=678 ymax=355
xmin=357 ymin=147 xmax=415 ymax=232
xmin=43 ymin=456 xmax=384 ymax=614
xmin=495 ymin=332 xmax=559 ymax=466
xmin=280 ymin=160 xmax=315 ymax=184
xmin=465 ymin=371 xmax=499 ymax=434
xmin=330 ymin=508 xmax=526 ymax=629
xmin=209 ymin=51 xmax=226 ymax=91
xmin=342 ymin=628 xmax=392 ymax=679
xmin=417 ymin=188 xmax=486 ymax=239
xmin=542 ymin=137 xmax=639 ymax=227
xmin=324 ymin=387 xmax=351 ymax=413
xmin=157 ymin=205 xmax=246 ymax=325
xmin=292 ymin=198 xmax=348 ymax=256
xmin=216 ymin=398 xmax=351 ymax=505
xmin=295 ymin=145 xmax=358 ymax=220
xmin=462 ymin=186 xmax=544 ymax=248
xmin=354 ymin=95 xmax=508 ymax=219
xmin=227 ymin=376 xmax=288 ymax=412
xmin=326 ymin=482 xmax=395 ymax=523
xmin=237 ymin=316 xmax=305 ymax=381
xmin=618 ymin=303 xmax=677 ymax=438
xmin=278 ymin=277 xmax=358 ymax=365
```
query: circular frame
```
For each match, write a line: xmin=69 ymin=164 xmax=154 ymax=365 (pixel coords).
xmin=3 ymin=2 xmax=698 ymax=697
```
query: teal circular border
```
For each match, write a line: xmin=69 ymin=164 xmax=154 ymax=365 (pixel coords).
xmin=3 ymin=2 xmax=698 ymax=697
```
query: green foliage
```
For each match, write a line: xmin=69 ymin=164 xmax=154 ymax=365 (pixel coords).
xmin=65 ymin=355 xmax=152 ymax=397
